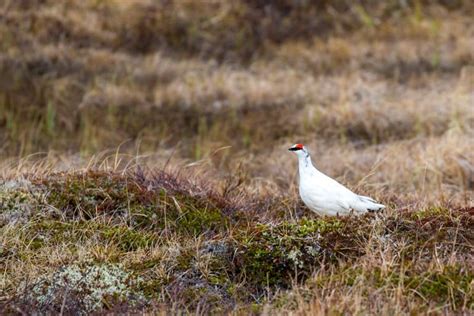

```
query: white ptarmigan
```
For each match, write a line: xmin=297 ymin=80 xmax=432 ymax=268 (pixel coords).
xmin=289 ymin=143 xmax=385 ymax=216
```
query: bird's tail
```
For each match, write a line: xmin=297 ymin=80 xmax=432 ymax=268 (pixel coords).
xmin=357 ymin=195 xmax=385 ymax=212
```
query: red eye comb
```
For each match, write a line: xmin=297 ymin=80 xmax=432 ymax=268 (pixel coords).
xmin=289 ymin=143 xmax=304 ymax=151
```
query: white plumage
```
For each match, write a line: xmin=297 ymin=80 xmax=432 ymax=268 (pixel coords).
xmin=289 ymin=143 xmax=385 ymax=216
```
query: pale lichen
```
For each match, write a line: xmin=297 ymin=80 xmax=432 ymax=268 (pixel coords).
xmin=26 ymin=263 xmax=144 ymax=314
xmin=0 ymin=179 xmax=45 ymax=225
xmin=287 ymin=248 xmax=304 ymax=268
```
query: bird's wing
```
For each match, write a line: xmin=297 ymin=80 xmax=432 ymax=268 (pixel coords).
xmin=315 ymin=171 xmax=357 ymax=197
xmin=351 ymin=195 xmax=385 ymax=212
xmin=358 ymin=195 xmax=378 ymax=203
xmin=313 ymin=172 xmax=385 ymax=213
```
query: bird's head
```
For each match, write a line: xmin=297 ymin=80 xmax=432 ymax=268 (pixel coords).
xmin=288 ymin=143 xmax=308 ymax=157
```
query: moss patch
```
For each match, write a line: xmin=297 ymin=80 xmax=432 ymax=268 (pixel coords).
xmin=233 ymin=217 xmax=368 ymax=289
xmin=41 ymin=171 xmax=229 ymax=236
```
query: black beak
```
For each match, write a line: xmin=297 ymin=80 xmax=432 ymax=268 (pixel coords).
xmin=288 ymin=147 xmax=298 ymax=151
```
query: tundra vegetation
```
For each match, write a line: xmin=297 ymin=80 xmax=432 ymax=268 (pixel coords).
xmin=0 ymin=0 xmax=473 ymax=314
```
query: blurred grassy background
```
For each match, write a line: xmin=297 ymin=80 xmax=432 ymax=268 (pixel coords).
xmin=0 ymin=0 xmax=473 ymax=202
